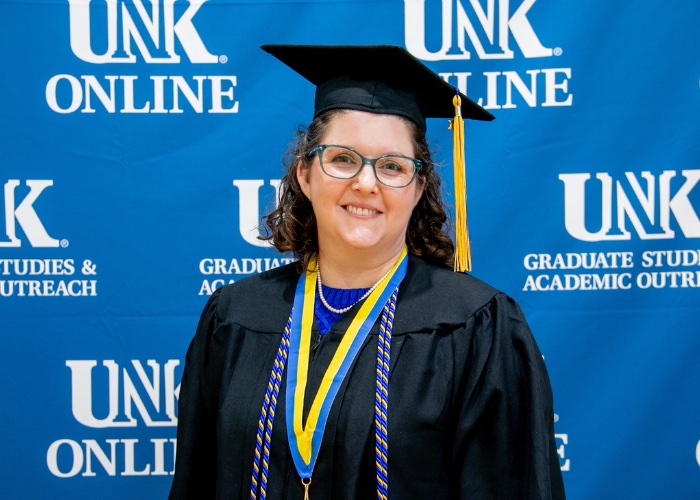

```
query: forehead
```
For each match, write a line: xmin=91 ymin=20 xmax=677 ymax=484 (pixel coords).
xmin=322 ymin=110 xmax=415 ymax=154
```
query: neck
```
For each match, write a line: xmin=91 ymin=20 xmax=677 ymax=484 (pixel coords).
xmin=316 ymin=244 xmax=405 ymax=289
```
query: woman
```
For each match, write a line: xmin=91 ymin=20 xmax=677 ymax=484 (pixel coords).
xmin=171 ymin=45 xmax=565 ymax=499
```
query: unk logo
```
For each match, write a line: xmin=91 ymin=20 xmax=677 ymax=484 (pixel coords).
xmin=404 ymin=0 xmax=553 ymax=61
xmin=68 ymin=0 xmax=218 ymax=64
xmin=0 ymin=180 xmax=60 ymax=248
xmin=233 ymin=179 xmax=282 ymax=248
xmin=66 ymin=359 xmax=181 ymax=428
xmin=560 ymin=170 xmax=700 ymax=241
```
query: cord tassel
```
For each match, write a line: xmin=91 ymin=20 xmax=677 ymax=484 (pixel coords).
xmin=449 ymin=94 xmax=472 ymax=272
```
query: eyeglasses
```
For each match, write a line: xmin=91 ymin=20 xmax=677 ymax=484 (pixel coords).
xmin=306 ymin=144 xmax=422 ymax=188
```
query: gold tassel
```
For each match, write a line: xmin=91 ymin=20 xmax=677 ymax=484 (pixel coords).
xmin=449 ymin=94 xmax=471 ymax=272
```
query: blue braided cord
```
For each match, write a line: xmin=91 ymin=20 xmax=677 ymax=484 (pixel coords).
xmin=375 ymin=301 xmax=390 ymax=500
xmin=251 ymin=384 xmax=272 ymax=498
xmin=375 ymin=287 xmax=397 ymax=500
xmin=381 ymin=293 xmax=396 ymax=499
xmin=250 ymin=313 xmax=292 ymax=500
xmin=261 ymin=328 xmax=290 ymax=496
xmin=376 ymin=301 xmax=389 ymax=498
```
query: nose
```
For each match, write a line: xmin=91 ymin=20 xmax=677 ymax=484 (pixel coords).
xmin=352 ymin=161 xmax=379 ymax=193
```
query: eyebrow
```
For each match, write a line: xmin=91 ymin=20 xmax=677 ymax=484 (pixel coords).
xmin=328 ymin=144 xmax=413 ymax=158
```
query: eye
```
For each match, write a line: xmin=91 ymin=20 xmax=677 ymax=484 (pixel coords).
xmin=377 ymin=158 xmax=409 ymax=175
xmin=384 ymin=161 xmax=403 ymax=171
xmin=332 ymin=153 xmax=357 ymax=164
xmin=324 ymin=147 xmax=361 ymax=169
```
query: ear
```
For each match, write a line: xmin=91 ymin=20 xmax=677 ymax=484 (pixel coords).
xmin=412 ymin=179 xmax=425 ymax=208
xmin=296 ymin=160 xmax=311 ymax=199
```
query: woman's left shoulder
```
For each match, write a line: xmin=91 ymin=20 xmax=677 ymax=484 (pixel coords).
xmin=405 ymin=256 xmax=502 ymax=304
xmin=396 ymin=256 xmax=523 ymax=331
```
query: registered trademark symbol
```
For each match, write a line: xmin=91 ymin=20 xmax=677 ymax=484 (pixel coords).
xmin=553 ymin=47 xmax=563 ymax=56
xmin=219 ymin=55 xmax=228 ymax=64
xmin=553 ymin=413 xmax=559 ymax=423
xmin=60 ymin=239 xmax=69 ymax=248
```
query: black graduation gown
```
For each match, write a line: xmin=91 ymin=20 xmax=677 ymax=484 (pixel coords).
xmin=170 ymin=256 xmax=565 ymax=499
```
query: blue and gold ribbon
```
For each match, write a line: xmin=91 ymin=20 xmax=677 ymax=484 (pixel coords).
xmin=285 ymin=246 xmax=408 ymax=479
xmin=250 ymin=246 xmax=408 ymax=499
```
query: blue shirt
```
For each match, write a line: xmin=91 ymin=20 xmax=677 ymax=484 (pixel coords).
xmin=315 ymin=284 xmax=370 ymax=335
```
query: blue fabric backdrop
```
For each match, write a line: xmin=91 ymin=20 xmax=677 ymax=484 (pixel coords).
xmin=1 ymin=1 xmax=699 ymax=498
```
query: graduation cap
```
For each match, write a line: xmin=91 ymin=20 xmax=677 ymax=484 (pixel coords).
xmin=261 ymin=44 xmax=495 ymax=272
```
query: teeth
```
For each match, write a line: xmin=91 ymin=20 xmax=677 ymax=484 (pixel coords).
xmin=346 ymin=205 xmax=378 ymax=216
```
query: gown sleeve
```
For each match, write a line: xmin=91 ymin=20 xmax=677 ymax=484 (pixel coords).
xmin=450 ymin=292 xmax=565 ymax=499
xmin=169 ymin=288 xmax=226 ymax=499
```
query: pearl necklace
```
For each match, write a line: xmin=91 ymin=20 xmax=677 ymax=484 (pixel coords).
xmin=316 ymin=262 xmax=394 ymax=314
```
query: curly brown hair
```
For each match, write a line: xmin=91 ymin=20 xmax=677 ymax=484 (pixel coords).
xmin=259 ymin=109 xmax=455 ymax=270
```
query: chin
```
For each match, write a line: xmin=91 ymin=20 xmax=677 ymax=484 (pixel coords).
xmin=341 ymin=234 xmax=405 ymax=254
xmin=341 ymin=238 xmax=381 ymax=251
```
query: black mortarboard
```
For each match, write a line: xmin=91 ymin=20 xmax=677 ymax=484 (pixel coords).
xmin=260 ymin=44 xmax=494 ymax=131
xmin=261 ymin=44 xmax=496 ymax=272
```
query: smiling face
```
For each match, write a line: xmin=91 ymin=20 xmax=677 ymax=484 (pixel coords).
xmin=297 ymin=110 xmax=424 ymax=263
